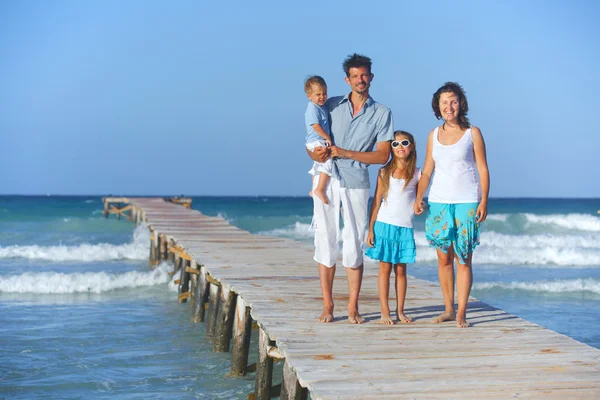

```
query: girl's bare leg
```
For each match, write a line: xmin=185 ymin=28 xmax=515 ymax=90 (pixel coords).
xmin=378 ymin=262 xmax=394 ymax=325
xmin=433 ymin=247 xmax=456 ymax=323
xmin=394 ymin=263 xmax=413 ymax=323
xmin=313 ymin=173 xmax=329 ymax=205
xmin=455 ymin=252 xmax=473 ymax=328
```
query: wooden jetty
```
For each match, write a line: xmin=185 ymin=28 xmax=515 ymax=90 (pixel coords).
xmin=104 ymin=197 xmax=600 ymax=399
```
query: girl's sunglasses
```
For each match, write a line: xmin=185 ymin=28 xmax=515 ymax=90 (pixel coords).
xmin=391 ymin=140 xmax=411 ymax=148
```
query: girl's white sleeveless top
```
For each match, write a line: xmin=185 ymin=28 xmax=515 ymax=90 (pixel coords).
xmin=428 ymin=127 xmax=481 ymax=203
xmin=376 ymin=168 xmax=421 ymax=228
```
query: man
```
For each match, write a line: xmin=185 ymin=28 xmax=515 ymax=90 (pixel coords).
xmin=308 ymin=53 xmax=393 ymax=324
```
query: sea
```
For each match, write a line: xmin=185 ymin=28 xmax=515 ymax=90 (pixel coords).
xmin=1 ymin=196 xmax=599 ymax=399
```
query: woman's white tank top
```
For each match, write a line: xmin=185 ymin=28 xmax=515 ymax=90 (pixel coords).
xmin=376 ymin=168 xmax=421 ymax=228
xmin=428 ymin=127 xmax=481 ymax=203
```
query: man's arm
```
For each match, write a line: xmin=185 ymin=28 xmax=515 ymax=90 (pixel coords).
xmin=329 ymin=141 xmax=390 ymax=165
xmin=306 ymin=146 xmax=329 ymax=163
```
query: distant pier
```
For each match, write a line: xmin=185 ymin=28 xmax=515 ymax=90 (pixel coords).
xmin=103 ymin=197 xmax=600 ymax=399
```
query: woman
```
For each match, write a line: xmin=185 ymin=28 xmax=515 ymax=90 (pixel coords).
xmin=414 ymin=82 xmax=490 ymax=328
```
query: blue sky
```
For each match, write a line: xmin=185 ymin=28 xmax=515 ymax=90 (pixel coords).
xmin=1 ymin=0 xmax=598 ymax=197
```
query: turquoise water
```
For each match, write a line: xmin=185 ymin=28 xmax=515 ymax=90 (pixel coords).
xmin=1 ymin=196 xmax=599 ymax=398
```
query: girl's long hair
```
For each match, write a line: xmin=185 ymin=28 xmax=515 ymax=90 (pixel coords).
xmin=380 ymin=131 xmax=417 ymax=202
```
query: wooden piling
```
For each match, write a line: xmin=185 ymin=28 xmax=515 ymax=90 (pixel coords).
xmin=191 ymin=266 xmax=209 ymax=323
xmin=281 ymin=360 xmax=307 ymax=400
xmin=159 ymin=235 xmax=167 ymax=262
xmin=205 ymin=281 xmax=221 ymax=339
xmin=255 ymin=326 xmax=275 ymax=400
xmin=212 ymin=286 xmax=236 ymax=352
xmin=229 ymin=296 xmax=252 ymax=376
xmin=178 ymin=259 xmax=191 ymax=303
xmin=149 ymin=233 xmax=157 ymax=266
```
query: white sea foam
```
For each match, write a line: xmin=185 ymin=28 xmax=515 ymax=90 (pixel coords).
xmin=0 ymin=262 xmax=173 ymax=294
xmin=523 ymin=213 xmax=600 ymax=232
xmin=0 ymin=225 xmax=150 ymax=262
xmin=473 ymin=278 xmax=600 ymax=295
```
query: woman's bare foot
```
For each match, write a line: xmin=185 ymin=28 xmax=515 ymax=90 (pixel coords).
xmin=380 ymin=314 xmax=394 ymax=325
xmin=432 ymin=311 xmax=456 ymax=324
xmin=348 ymin=311 xmax=365 ymax=324
xmin=313 ymin=188 xmax=328 ymax=205
xmin=396 ymin=312 xmax=413 ymax=324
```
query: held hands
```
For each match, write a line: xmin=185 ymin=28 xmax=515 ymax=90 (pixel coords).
xmin=413 ymin=200 xmax=426 ymax=215
xmin=366 ymin=230 xmax=375 ymax=248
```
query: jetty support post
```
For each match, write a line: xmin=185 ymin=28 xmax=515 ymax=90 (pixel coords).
xmin=149 ymin=231 xmax=157 ymax=266
xmin=212 ymin=286 xmax=237 ymax=352
xmin=281 ymin=360 xmax=308 ymax=400
xmin=178 ymin=258 xmax=192 ymax=303
xmin=159 ymin=234 xmax=167 ymax=263
xmin=255 ymin=326 xmax=275 ymax=400
xmin=205 ymin=276 xmax=221 ymax=339
xmin=191 ymin=266 xmax=209 ymax=323
xmin=229 ymin=296 xmax=252 ymax=376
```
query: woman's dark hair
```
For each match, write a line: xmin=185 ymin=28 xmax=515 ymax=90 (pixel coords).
xmin=431 ymin=82 xmax=470 ymax=129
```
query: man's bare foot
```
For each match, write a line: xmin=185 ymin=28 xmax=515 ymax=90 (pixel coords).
xmin=313 ymin=188 xmax=328 ymax=205
xmin=457 ymin=316 xmax=470 ymax=328
xmin=348 ymin=311 xmax=365 ymax=324
xmin=432 ymin=311 xmax=456 ymax=324
xmin=396 ymin=312 xmax=413 ymax=324
xmin=380 ymin=314 xmax=394 ymax=325
xmin=317 ymin=312 xmax=334 ymax=323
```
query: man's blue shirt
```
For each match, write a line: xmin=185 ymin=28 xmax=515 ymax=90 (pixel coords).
xmin=326 ymin=93 xmax=394 ymax=189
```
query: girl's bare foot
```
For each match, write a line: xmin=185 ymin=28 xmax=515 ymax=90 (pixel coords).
xmin=313 ymin=188 xmax=328 ymax=205
xmin=396 ymin=312 xmax=413 ymax=323
xmin=380 ymin=314 xmax=394 ymax=325
xmin=348 ymin=311 xmax=365 ymax=324
xmin=457 ymin=314 xmax=470 ymax=328
xmin=432 ymin=311 xmax=456 ymax=323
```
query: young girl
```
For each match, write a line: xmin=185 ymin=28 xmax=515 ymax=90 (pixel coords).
xmin=366 ymin=130 xmax=420 ymax=325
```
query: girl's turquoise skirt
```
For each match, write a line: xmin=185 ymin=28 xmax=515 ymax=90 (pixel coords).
xmin=365 ymin=221 xmax=416 ymax=264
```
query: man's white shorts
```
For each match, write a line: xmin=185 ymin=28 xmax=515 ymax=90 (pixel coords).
xmin=312 ymin=175 xmax=369 ymax=268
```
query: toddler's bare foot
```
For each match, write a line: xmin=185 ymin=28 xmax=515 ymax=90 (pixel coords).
xmin=313 ymin=188 xmax=328 ymax=205
xmin=396 ymin=312 xmax=414 ymax=324
xmin=432 ymin=311 xmax=456 ymax=324
xmin=309 ymin=191 xmax=313 ymax=197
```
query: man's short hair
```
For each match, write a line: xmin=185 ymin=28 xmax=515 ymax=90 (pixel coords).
xmin=304 ymin=75 xmax=327 ymax=94
xmin=343 ymin=53 xmax=372 ymax=77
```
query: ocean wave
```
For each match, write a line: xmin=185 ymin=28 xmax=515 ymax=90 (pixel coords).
xmin=0 ymin=262 xmax=172 ymax=294
xmin=0 ymin=225 xmax=150 ymax=262
xmin=473 ymin=278 xmax=600 ymax=295
xmin=258 ymin=221 xmax=313 ymax=240
xmin=523 ymin=213 xmax=600 ymax=232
